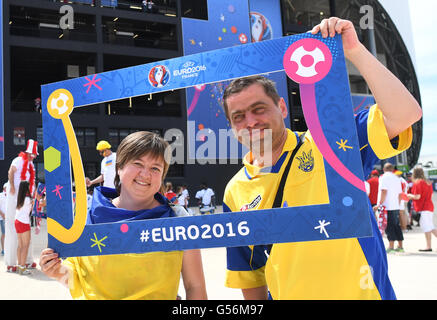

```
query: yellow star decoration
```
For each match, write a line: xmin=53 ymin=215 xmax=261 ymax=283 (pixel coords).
xmin=336 ymin=139 xmax=353 ymax=152
xmin=90 ymin=233 xmax=108 ymax=253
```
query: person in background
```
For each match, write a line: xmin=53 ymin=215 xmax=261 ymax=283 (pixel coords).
xmin=407 ymin=167 xmax=437 ymax=252
xmin=181 ymin=184 xmax=190 ymax=210
xmin=32 ymin=183 xmax=46 ymax=235
xmin=377 ymin=163 xmax=404 ymax=253
xmin=87 ymin=187 xmax=94 ymax=212
xmin=86 ymin=140 xmax=117 ymax=189
xmin=0 ymin=183 xmax=7 ymax=255
xmin=196 ymin=183 xmax=215 ymax=215
xmin=367 ymin=170 xmax=380 ymax=207
xmin=142 ymin=0 xmax=156 ymax=13
xmin=40 ymin=131 xmax=207 ymax=300
xmin=405 ymin=172 xmax=414 ymax=229
xmin=15 ymin=181 xmax=34 ymax=275
xmin=364 ymin=180 xmax=370 ymax=197
xmin=4 ymin=139 xmax=38 ymax=272
xmin=395 ymin=170 xmax=408 ymax=231
xmin=164 ymin=181 xmax=178 ymax=203
xmin=176 ymin=186 xmax=187 ymax=209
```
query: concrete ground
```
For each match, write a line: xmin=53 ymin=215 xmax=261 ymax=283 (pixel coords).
xmin=1 ymin=198 xmax=437 ymax=300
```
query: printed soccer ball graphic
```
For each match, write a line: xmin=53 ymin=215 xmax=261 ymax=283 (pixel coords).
xmin=47 ymin=89 xmax=74 ymax=119
xmin=290 ymin=46 xmax=325 ymax=78
xmin=283 ymin=38 xmax=333 ymax=84
xmin=239 ymin=33 xmax=248 ymax=44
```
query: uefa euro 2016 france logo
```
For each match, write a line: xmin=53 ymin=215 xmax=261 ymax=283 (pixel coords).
xmin=148 ymin=65 xmax=170 ymax=88
xmin=250 ymin=12 xmax=273 ymax=42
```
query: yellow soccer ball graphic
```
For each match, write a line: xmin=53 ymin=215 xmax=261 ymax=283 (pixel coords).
xmin=47 ymin=89 xmax=74 ymax=119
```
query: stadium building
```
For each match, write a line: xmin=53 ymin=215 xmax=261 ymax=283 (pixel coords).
xmin=0 ymin=0 xmax=422 ymax=204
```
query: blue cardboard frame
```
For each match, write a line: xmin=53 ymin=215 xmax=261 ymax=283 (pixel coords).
xmin=42 ymin=33 xmax=373 ymax=258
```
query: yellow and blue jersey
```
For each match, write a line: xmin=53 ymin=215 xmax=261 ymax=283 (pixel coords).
xmin=224 ymin=105 xmax=412 ymax=300
xmin=63 ymin=187 xmax=184 ymax=300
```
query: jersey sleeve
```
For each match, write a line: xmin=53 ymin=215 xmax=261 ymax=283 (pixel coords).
xmin=223 ymin=200 xmax=267 ymax=289
xmin=61 ymin=257 xmax=82 ymax=298
xmin=355 ymin=104 xmax=413 ymax=177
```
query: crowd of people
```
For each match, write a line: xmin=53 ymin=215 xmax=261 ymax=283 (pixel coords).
xmin=163 ymin=181 xmax=216 ymax=215
xmin=1 ymin=139 xmax=40 ymax=275
xmin=0 ymin=17 xmax=434 ymax=300
xmin=367 ymin=163 xmax=437 ymax=252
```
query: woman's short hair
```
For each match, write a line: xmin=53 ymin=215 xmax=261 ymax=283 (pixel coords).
xmin=223 ymin=75 xmax=280 ymax=120
xmin=114 ymin=131 xmax=170 ymax=194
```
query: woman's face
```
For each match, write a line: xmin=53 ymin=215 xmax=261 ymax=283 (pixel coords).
xmin=117 ymin=153 xmax=164 ymax=204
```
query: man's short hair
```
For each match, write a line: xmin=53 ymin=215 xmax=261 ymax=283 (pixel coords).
xmin=223 ymin=75 xmax=281 ymax=120
xmin=383 ymin=162 xmax=394 ymax=172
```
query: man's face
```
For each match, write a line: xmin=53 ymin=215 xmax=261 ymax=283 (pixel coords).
xmin=225 ymin=83 xmax=288 ymax=153
xmin=27 ymin=152 xmax=37 ymax=161
xmin=99 ymin=149 xmax=108 ymax=157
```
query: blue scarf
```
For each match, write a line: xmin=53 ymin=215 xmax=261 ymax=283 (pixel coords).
xmin=88 ymin=186 xmax=175 ymax=224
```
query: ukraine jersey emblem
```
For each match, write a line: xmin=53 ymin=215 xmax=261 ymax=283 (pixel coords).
xmin=297 ymin=150 xmax=314 ymax=172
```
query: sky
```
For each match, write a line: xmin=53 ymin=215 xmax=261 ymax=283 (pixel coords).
xmin=408 ymin=0 xmax=437 ymax=163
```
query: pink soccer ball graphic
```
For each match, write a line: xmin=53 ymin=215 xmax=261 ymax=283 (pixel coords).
xmin=283 ymin=38 xmax=332 ymax=84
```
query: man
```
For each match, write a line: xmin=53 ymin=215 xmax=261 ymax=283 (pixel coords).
xmin=222 ymin=17 xmax=421 ymax=299
xmin=377 ymin=164 xmax=404 ymax=252
xmin=367 ymin=170 xmax=380 ymax=207
xmin=142 ymin=0 xmax=156 ymax=13
xmin=195 ymin=183 xmax=215 ymax=214
xmin=86 ymin=140 xmax=117 ymax=189
xmin=4 ymin=139 xmax=39 ymax=272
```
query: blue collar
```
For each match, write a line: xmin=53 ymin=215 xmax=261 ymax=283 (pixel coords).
xmin=89 ymin=186 xmax=175 ymax=224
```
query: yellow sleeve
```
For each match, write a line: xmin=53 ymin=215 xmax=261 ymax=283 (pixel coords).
xmin=61 ymin=257 xmax=85 ymax=299
xmin=367 ymin=104 xmax=412 ymax=159
xmin=225 ymin=267 xmax=267 ymax=289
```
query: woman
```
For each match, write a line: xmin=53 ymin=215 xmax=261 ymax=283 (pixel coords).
xmin=164 ymin=181 xmax=177 ymax=203
xmin=40 ymin=131 xmax=207 ymax=299
xmin=15 ymin=180 xmax=34 ymax=275
xmin=407 ymin=167 xmax=437 ymax=252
